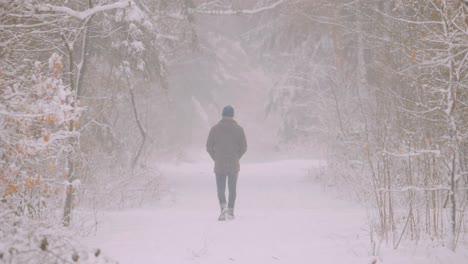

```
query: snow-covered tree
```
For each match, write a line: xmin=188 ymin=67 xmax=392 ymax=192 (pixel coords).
xmin=241 ymin=0 xmax=467 ymax=250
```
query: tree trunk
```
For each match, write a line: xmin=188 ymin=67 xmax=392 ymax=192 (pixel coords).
xmin=62 ymin=0 xmax=94 ymax=226
xmin=62 ymin=34 xmax=75 ymax=226
xmin=129 ymin=84 xmax=147 ymax=171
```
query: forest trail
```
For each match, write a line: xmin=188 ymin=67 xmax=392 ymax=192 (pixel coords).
xmin=84 ymin=160 xmax=373 ymax=264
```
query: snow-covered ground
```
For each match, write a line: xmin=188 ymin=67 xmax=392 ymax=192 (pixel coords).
xmin=83 ymin=160 xmax=467 ymax=264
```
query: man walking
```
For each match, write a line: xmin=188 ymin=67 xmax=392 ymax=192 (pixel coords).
xmin=206 ymin=105 xmax=247 ymax=221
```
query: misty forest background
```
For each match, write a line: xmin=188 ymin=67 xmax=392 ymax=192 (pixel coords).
xmin=1 ymin=0 xmax=467 ymax=262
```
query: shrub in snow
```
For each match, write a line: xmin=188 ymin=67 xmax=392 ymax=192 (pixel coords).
xmin=0 ymin=205 xmax=116 ymax=264
xmin=1 ymin=54 xmax=81 ymax=221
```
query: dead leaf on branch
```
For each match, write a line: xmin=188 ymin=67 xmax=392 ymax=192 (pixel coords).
xmin=5 ymin=183 xmax=19 ymax=195
xmin=411 ymin=50 xmax=416 ymax=63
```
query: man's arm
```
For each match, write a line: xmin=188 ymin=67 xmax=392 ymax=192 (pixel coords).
xmin=206 ymin=127 xmax=216 ymax=161
xmin=239 ymin=127 xmax=247 ymax=159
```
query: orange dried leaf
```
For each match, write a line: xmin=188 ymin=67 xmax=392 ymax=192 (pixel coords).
xmin=15 ymin=144 xmax=24 ymax=155
xmin=49 ymin=161 xmax=56 ymax=172
xmin=26 ymin=178 xmax=36 ymax=189
xmin=47 ymin=114 xmax=56 ymax=125
xmin=5 ymin=183 xmax=19 ymax=195
xmin=54 ymin=59 xmax=63 ymax=71
xmin=43 ymin=135 xmax=50 ymax=142
xmin=411 ymin=50 xmax=416 ymax=63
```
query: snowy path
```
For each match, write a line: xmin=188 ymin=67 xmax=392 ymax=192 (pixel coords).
xmin=84 ymin=160 xmax=372 ymax=263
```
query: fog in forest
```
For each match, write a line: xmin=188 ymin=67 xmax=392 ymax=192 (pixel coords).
xmin=1 ymin=1 xmax=467 ymax=263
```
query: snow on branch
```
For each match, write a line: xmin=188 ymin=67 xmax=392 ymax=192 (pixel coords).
xmin=377 ymin=185 xmax=451 ymax=192
xmin=0 ymin=110 xmax=49 ymax=118
xmin=36 ymin=0 xmax=132 ymax=20
xmin=0 ymin=20 xmax=61 ymax=29
xmin=376 ymin=9 xmax=444 ymax=25
xmin=382 ymin=149 xmax=441 ymax=158
xmin=190 ymin=0 xmax=285 ymax=15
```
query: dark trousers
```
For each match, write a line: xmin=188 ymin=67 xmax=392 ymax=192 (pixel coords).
xmin=216 ymin=173 xmax=238 ymax=209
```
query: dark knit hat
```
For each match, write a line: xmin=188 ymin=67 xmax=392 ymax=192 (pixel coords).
xmin=222 ymin=105 xmax=234 ymax=117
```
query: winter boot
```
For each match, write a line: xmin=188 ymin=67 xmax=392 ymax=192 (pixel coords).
xmin=218 ymin=203 xmax=228 ymax=221
xmin=226 ymin=208 xmax=235 ymax=220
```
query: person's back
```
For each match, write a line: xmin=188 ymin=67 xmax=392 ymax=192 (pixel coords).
xmin=208 ymin=118 xmax=246 ymax=175
xmin=206 ymin=106 xmax=247 ymax=221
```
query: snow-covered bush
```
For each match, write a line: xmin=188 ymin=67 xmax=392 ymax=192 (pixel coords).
xmin=0 ymin=205 xmax=116 ymax=264
xmin=253 ymin=0 xmax=468 ymax=251
xmin=1 ymin=53 xmax=81 ymax=220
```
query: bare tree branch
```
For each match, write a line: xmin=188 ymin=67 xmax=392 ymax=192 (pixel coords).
xmin=190 ymin=0 xmax=285 ymax=15
xmin=35 ymin=0 xmax=131 ymax=20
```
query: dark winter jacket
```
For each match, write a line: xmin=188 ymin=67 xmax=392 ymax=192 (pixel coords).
xmin=206 ymin=117 xmax=247 ymax=175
